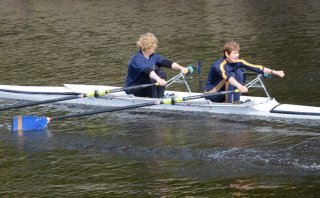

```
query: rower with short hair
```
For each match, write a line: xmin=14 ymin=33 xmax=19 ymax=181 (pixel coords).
xmin=204 ymin=41 xmax=285 ymax=103
xmin=125 ymin=32 xmax=189 ymax=98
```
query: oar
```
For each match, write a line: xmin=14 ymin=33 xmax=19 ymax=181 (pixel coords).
xmin=12 ymin=89 xmax=239 ymax=132
xmin=0 ymin=83 xmax=159 ymax=112
xmin=173 ymin=89 xmax=240 ymax=104
xmin=0 ymin=69 xmax=194 ymax=112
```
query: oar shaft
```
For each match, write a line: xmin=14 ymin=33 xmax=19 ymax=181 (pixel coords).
xmin=12 ymin=100 xmax=164 ymax=131
xmin=0 ymin=95 xmax=82 ymax=111
xmin=1 ymin=83 xmax=160 ymax=111
xmin=180 ymin=90 xmax=238 ymax=102
xmin=53 ymin=90 xmax=238 ymax=120
xmin=49 ymin=91 xmax=239 ymax=120
xmin=106 ymin=83 xmax=158 ymax=94
xmin=12 ymin=89 xmax=236 ymax=132
xmin=52 ymin=101 xmax=159 ymax=120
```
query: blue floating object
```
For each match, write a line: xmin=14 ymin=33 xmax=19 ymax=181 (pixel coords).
xmin=12 ymin=116 xmax=50 ymax=132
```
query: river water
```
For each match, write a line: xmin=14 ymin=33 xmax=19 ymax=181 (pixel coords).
xmin=0 ymin=0 xmax=319 ymax=197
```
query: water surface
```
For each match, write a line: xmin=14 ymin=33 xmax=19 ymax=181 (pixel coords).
xmin=0 ymin=0 xmax=320 ymax=197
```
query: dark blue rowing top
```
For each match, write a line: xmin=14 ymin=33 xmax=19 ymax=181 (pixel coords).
xmin=125 ymin=51 xmax=165 ymax=87
xmin=204 ymin=57 xmax=265 ymax=92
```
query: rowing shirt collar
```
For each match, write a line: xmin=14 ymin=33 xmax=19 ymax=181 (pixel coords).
xmin=140 ymin=50 xmax=155 ymax=59
xmin=224 ymin=57 xmax=237 ymax=65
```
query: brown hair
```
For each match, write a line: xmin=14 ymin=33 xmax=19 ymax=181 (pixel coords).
xmin=223 ymin=41 xmax=240 ymax=55
xmin=136 ymin=32 xmax=158 ymax=51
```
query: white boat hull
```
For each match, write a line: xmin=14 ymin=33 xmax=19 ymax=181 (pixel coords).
xmin=0 ymin=84 xmax=319 ymax=120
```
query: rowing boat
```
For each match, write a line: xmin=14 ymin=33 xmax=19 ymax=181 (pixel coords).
xmin=0 ymin=75 xmax=319 ymax=120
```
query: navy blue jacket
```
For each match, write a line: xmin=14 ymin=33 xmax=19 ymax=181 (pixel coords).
xmin=125 ymin=51 xmax=165 ymax=87
xmin=204 ymin=57 xmax=265 ymax=92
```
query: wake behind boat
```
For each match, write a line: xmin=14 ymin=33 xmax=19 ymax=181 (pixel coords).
xmin=0 ymin=75 xmax=319 ymax=122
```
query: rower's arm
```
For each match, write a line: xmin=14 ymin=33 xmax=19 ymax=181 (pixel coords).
xmin=263 ymin=68 xmax=285 ymax=77
xmin=171 ymin=62 xmax=189 ymax=74
xmin=228 ymin=77 xmax=248 ymax=93
xmin=149 ymin=71 xmax=167 ymax=86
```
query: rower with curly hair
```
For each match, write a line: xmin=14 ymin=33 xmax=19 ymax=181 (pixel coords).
xmin=125 ymin=32 xmax=189 ymax=98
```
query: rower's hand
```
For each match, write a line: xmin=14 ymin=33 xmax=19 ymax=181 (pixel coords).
xmin=238 ymin=85 xmax=248 ymax=93
xmin=181 ymin=66 xmax=194 ymax=75
xmin=273 ymin=70 xmax=285 ymax=78
xmin=157 ymin=78 xmax=167 ymax=86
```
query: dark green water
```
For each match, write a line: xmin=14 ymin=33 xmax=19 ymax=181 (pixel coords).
xmin=0 ymin=0 xmax=319 ymax=197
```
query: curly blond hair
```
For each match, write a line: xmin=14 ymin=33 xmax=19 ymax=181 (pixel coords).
xmin=136 ymin=33 xmax=158 ymax=51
